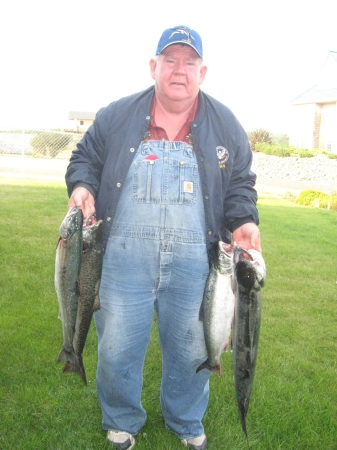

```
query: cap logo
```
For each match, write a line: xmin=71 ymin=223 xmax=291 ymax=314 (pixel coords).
xmin=169 ymin=28 xmax=195 ymax=45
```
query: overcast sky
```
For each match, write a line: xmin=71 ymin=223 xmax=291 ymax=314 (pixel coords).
xmin=1 ymin=0 xmax=336 ymax=134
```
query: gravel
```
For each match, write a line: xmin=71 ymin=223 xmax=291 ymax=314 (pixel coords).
xmin=251 ymin=153 xmax=337 ymax=195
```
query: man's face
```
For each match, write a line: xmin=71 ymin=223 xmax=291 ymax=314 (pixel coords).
xmin=150 ymin=45 xmax=207 ymax=104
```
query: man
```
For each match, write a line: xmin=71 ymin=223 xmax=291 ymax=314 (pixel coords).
xmin=66 ymin=25 xmax=261 ymax=450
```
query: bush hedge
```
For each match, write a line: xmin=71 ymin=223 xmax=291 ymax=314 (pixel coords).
xmin=323 ymin=151 xmax=337 ymax=160
xmin=295 ymin=190 xmax=337 ymax=211
xmin=254 ymin=143 xmax=316 ymax=158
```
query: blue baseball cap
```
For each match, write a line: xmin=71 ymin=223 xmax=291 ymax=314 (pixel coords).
xmin=156 ymin=25 xmax=203 ymax=58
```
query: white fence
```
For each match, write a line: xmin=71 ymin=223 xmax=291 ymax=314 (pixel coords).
xmin=0 ymin=129 xmax=82 ymax=180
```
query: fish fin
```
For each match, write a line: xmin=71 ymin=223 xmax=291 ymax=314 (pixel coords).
xmin=213 ymin=364 xmax=221 ymax=376
xmin=76 ymin=280 xmax=80 ymax=297
xmin=93 ymin=280 xmax=101 ymax=312
xmin=63 ymin=355 xmax=87 ymax=385
xmin=198 ymin=300 xmax=204 ymax=321
xmin=230 ymin=313 xmax=236 ymax=351
xmin=56 ymin=346 xmax=78 ymax=366
xmin=196 ymin=360 xmax=207 ymax=373
xmin=196 ymin=360 xmax=221 ymax=376
xmin=248 ymin=302 xmax=259 ymax=358
xmin=55 ymin=236 xmax=62 ymax=250
xmin=93 ymin=295 xmax=100 ymax=312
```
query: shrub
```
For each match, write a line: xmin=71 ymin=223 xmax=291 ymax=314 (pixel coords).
xmin=272 ymin=133 xmax=289 ymax=146
xmin=296 ymin=149 xmax=316 ymax=158
xmin=318 ymin=196 xmax=337 ymax=211
xmin=30 ymin=132 xmax=72 ymax=158
xmin=248 ymin=128 xmax=273 ymax=151
xmin=254 ymin=142 xmax=292 ymax=157
xmin=282 ymin=191 xmax=297 ymax=201
xmin=255 ymin=143 xmax=316 ymax=158
xmin=323 ymin=152 xmax=337 ymax=160
xmin=295 ymin=190 xmax=330 ymax=207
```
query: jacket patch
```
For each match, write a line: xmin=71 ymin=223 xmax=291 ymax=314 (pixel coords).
xmin=216 ymin=146 xmax=229 ymax=168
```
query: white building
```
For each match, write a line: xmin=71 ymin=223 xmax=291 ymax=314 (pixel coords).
xmin=66 ymin=111 xmax=96 ymax=133
xmin=289 ymin=51 xmax=337 ymax=153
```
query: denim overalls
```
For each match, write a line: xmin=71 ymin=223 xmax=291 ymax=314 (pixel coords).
xmin=95 ymin=140 xmax=211 ymax=440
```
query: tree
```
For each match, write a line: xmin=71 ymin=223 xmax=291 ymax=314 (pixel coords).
xmin=272 ymin=133 xmax=289 ymax=146
xmin=247 ymin=128 xmax=273 ymax=152
xmin=30 ymin=132 xmax=72 ymax=158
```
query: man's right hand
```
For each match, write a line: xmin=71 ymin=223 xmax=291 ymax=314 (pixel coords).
xmin=68 ymin=187 xmax=96 ymax=219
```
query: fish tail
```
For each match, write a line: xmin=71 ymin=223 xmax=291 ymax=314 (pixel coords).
xmin=63 ymin=355 xmax=87 ymax=385
xmin=196 ymin=360 xmax=221 ymax=376
xmin=56 ymin=346 xmax=78 ymax=366
xmin=240 ymin=411 xmax=249 ymax=442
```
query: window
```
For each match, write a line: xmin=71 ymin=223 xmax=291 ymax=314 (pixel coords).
xmin=80 ymin=120 xmax=84 ymax=125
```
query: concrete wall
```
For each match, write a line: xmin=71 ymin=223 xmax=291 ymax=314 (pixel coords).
xmin=289 ymin=103 xmax=316 ymax=149
xmin=319 ymin=102 xmax=337 ymax=152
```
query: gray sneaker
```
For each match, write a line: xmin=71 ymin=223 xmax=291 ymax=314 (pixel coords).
xmin=107 ymin=430 xmax=135 ymax=450
xmin=181 ymin=434 xmax=207 ymax=450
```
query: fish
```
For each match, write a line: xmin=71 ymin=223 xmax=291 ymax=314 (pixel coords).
xmin=232 ymin=245 xmax=266 ymax=439
xmin=55 ymin=206 xmax=83 ymax=369
xmin=63 ymin=214 xmax=103 ymax=384
xmin=196 ymin=242 xmax=235 ymax=375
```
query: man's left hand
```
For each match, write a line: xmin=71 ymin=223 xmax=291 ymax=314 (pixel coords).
xmin=232 ymin=223 xmax=261 ymax=253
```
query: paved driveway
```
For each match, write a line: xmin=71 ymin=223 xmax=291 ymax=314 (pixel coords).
xmin=0 ymin=155 xmax=335 ymax=194
xmin=0 ymin=155 xmax=69 ymax=180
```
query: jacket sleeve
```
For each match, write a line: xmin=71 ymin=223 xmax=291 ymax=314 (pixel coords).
xmin=223 ymin=121 xmax=259 ymax=232
xmin=65 ymin=105 xmax=112 ymax=198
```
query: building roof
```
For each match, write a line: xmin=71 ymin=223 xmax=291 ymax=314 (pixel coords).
xmin=291 ymin=50 xmax=337 ymax=105
xmin=290 ymin=85 xmax=337 ymax=105
xmin=329 ymin=50 xmax=337 ymax=63
xmin=68 ymin=111 xmax=96 ymax=120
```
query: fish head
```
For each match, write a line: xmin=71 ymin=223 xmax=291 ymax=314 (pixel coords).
xmin=247 ymin=249 xmax=266 ymax=285
xmin=82 ymin=219 xmax=104 ymax=251
xmin=235 ymin=259 xmax=257 ymax=291
xmin=84 ymin=212 xmax=97 ymax=227
xmin=59 ymin=207 xmax=83 ymax=239
xmin=234 ymin=245 xmax=266 ymax=286
xmin=216 ymin=241 xmax=234 ymax=274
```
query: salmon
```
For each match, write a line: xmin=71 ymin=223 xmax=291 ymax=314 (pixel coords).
xmin=55 ymin=207 xmax=83 ymax=369
xmin=232 ymin=245 xmax=266 ymax=439
xmin=196 ymin=242 xmax=235 ymax=375
xmin=63 ymin=214 xmax=103 ymax=383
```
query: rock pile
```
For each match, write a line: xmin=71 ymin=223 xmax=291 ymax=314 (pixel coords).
xmin=251 ymin=152 xmax=337 ymax=193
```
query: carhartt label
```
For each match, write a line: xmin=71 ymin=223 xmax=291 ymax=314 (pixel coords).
xmin=183 ymin=181 xmax=193 ymax=193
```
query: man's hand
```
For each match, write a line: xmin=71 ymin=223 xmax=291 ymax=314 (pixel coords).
xmin=68 ymin=187 xmax=96 ymax=219
xmin=232 ymin=222 xmax=261 ymax=253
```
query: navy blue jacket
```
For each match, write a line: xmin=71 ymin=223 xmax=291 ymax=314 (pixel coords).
xmin=65 ymin=86 xmax=259 ymax=261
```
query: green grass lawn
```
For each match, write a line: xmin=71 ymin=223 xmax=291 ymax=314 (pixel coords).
xmin=0 ymin=182 xmax=336 ymax=449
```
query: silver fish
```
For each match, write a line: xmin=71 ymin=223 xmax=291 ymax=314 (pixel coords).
xmin=232 ymin=245 xmax=266 ymax=439
xmin=196 ymin=242 xmax=235 ymax=375
xmin=55 ymin=206 xmax=83 ymax=368
xmin=63 ymin=214 xmax=103 ymax=383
